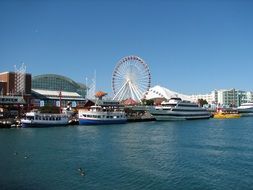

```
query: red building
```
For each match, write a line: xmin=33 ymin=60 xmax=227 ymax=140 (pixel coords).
xmin=0 ymin=72 xmax=31 ymax=95
xmin=0 ymin=72 xmax=32 ymax=116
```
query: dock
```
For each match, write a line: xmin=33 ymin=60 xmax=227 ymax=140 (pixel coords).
xmin=0 ymin=118 xmax=21 ymax=128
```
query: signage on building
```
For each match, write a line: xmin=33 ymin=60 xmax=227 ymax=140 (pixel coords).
xmin=72 ymin=101 xmax=77 ymax=108
xmin=40 ymin=100 xmax=44 ymax=107
xmin=56 ymin=101 xmax=60 ymax=107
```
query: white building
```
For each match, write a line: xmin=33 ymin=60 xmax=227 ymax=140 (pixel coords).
xmin=217 ymin=89 xmax=247 ymax=107
xmin=191 ymin=89 xmax=251 ymax=107
xmin=245 ymin=91 xmax=253 ymax=102
xmin=190 ymin=91 xmax=217 ymax=104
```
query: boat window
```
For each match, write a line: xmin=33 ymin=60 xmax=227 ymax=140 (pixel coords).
xmin=171 ymin=97 xmax=182 ymax=101
xmin=27 ymin=116 xmax=34 ymax=120
xmin=162 ymin=104 xmax=176 ymax=107
xmin=179 ymin=104 xmax=198 ymax=107
xmin=172 ymin=108 xmax=205 ymax=112
xmin=97 ymin=115 xmax=101 ymax=118
xmin=106 ymin=116 xmax=109 ymax=118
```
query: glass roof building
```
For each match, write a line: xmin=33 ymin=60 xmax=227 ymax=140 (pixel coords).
xmin=32 ymin=74 xmax=86 ymax=97
xmin=31 ymin=74 xmax=87 ymax=108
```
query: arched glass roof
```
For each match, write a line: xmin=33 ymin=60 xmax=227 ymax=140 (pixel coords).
xmin=32 ymin=74 xmax=86 ymax=97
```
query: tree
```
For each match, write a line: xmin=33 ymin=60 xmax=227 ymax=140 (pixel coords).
xmin=141 ymin=99 xmax=154 ymax=106
xmin=39 ymin=105 xmax=60 ymax=114
xmin=198 ymin=99 xmax=208 ymax=107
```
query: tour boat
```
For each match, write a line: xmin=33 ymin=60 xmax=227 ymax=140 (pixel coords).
xmin=213 ymin=108 xmax=241 ymax=119
xmin=149 ymin=97 xmax=211 ymax=121
xmin=21 ymin=111 xmax=69 ymax=128
xmin=78 ymin=105 xmax=127 ymax=125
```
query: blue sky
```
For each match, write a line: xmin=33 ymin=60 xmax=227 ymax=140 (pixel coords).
xmin=0 ymin=0 xmax=253 ymax=96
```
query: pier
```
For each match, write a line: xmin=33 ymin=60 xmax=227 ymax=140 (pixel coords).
xmin=125 ymin=106 xmax=155 ymax=122
xmin=0 ymin=118 xmax=20 ymax=128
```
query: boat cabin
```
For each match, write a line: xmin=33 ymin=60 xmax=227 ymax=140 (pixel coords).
xmin=24 ymin=112 xmax=68 ymax=121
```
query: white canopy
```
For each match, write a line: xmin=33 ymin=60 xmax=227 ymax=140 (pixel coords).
xmin=144 ymin=85 xmax=193 ymax=102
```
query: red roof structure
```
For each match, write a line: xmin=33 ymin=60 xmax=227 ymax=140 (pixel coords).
xmin=95 ymin=91 xmax=108 ymax=99
xmin=123 ymin=98 xmax=138 ymax=105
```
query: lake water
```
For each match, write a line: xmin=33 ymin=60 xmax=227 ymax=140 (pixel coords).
xmin=1 ymin=117 xmax=253 ymax=190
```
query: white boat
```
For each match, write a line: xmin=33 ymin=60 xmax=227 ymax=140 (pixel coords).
xmin=237 ymin=102 xmax=253 ymax=116
xmin=21 ymin=111 xmax=69 ymax=128
xmin=149 ymin=97 xmax=211 ymax=121
xmin=78 ymin=105 xmax=127 ymax=125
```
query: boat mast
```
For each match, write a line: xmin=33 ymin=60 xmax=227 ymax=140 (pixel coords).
xmin=59 ymin=90 xmax=62 ymax=113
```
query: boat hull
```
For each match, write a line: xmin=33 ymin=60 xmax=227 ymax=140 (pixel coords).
xmin=240 ymin=113 xmax=253 ymax=117
xmin=21 ymin=123 xmax=68 ymax=128
xmin=152 ymin=114 xmax=211 ymax=121
xmin=79 ymin=118 xmax=127 ymax=125
xmin=237 ymin=109 xmax=253 ymax=117
xmin=213 ymin=114 xmax=241 ymax=119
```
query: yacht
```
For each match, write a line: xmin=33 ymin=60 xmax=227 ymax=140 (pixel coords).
xmin=21 ymin=111 xmax=69 ymax=128
xmin=78 ymin=105 xmax=127 ymax=125
xmin=149 ymin=97 xmax=211 ymax=121
xmin=237 ymin=102 xmax=253 ymax=116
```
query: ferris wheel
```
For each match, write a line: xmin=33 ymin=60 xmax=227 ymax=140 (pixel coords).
xmin=112 ymin=55 xmax=151 ymax=102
